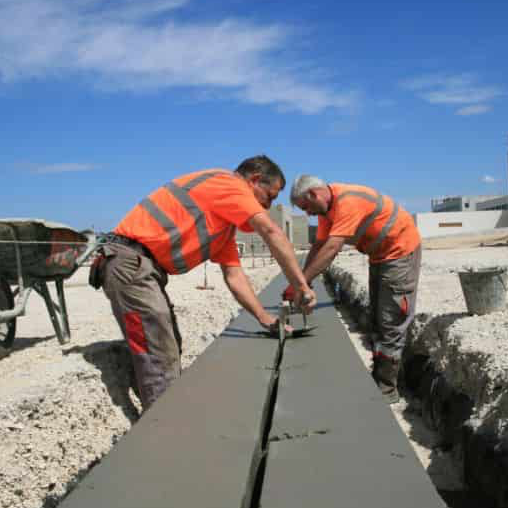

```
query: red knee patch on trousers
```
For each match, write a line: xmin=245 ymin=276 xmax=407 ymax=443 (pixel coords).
xmin=124 ymin=312 xmax=147 ymax=355
xmin=400 ymin=295 xmax=409 ymax=316
xmin=373 ymin=351 xmax=397 ymax=363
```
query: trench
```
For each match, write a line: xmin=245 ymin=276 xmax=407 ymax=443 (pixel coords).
xmin=323 ymin=272 xmax=502 ymax=508
xmin=247 ymin=334 xmax=284 ymax=508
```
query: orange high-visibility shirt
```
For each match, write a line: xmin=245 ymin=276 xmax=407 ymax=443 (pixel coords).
xmin=316 ymin=183 xmax=420 ymax=263
xmin=114 ymin=169 xmax=265 ymax=274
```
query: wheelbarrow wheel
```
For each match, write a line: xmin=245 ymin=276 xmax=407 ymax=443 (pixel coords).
xmin=0 ymin=277 xmax=16 ymax=350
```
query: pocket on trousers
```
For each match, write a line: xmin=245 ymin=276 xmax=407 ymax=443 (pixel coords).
xmin=390 ymin=276 xmax=416 ymax=295
xmin=110 ymin=253 xmax=141 ymax=285
xmin=384 ymin=256 xmax=417 ymax=295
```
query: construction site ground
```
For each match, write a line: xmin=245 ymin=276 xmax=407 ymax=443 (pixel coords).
xmin=1 ymin=232 xmax=507 ymax=508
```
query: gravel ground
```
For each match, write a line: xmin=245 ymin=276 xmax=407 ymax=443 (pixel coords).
xmin=0 ymin=258 xmax=280 ymax=508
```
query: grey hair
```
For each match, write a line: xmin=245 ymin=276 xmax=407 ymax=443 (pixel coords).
xmin=290 ymin=174 xmax=327 ymax=206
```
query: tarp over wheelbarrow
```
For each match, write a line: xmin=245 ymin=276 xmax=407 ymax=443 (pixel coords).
xmin=0 ymin=218 xmax=98 ymax=351
xmin=0 ymin=218 xmax=89 ymax=283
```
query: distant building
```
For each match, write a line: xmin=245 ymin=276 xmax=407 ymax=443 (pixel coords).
xmin=308 ymin=225 xmax=318 ymax=244
xmin=431 ymin=195 xmax=503 ymax=213
xmin=235 ymin=204 xmax=310 ymax=255
xmin=269 ymin=204 xmax=293 ymax=242
xmin=476 ymin=196 xmax=508 ymax=211
xmin=292 ymin=215 xmax=309 ymax=248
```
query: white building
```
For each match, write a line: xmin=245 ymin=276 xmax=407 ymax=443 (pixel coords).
xmin=431 ymin=195 xmax=503 ymax=212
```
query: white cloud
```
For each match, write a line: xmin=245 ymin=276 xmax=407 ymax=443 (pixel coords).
xmin=482 ymin=175 xmax=498 ymax=184
xmin=29 ymin=163 xmax=100 ymax=174
xmin=457 ymin=104 xmax=491 ymax=116
xmin=401 ymin=73 xmax=503 ymax=115
xmin=0 ymin=0 xmax=359 ymax=114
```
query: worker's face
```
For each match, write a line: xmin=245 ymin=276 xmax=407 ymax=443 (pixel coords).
xmin=252 ymin=177 xmax=283 ymax=209
xmin=295 ymin=190 xmax=327 ymax=216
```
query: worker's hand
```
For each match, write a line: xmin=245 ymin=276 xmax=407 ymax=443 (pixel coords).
xmin=260 ymin=315 xmax=293 ymax=337
xmin=294 ymin=287 xmax=317 ymax=314
xmin=282 ymin=284 xmax=295 ymax=302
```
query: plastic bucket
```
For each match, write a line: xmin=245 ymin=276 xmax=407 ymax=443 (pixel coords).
xmin=458 ymin=267 xmax=508 ymax=315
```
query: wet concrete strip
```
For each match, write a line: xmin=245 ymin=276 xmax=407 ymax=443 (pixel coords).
xmin=261 ymin=281 xmax=446 ymax=508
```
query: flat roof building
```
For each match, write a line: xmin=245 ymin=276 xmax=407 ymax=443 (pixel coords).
xmin=431 ymin=195 xmax=503 ymax=213
xmin=476 ymin=196 xmax=508 ymax=211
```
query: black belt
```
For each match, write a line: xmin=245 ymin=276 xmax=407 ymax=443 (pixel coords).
xmin=106 ymin=233 xmax=155 ymax=261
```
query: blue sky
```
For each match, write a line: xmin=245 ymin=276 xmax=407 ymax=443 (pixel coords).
xmin=1 ymin=0 xmax=507 ymax=231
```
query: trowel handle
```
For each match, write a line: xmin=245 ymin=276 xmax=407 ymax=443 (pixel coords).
xmin=278 ymin=301 xmax=291 ymax=342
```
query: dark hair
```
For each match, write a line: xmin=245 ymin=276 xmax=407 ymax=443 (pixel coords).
xmin=235 ymin=155 xmax=286 ymax=189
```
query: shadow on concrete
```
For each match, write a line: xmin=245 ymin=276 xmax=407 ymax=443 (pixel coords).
xmin=221 ymin=326 xmax=319 ymax=340
xmin=63 ymin=341 xmax=140 ymax=424
xmin=220 ymin=327 xmax=278 ymax=339
xmin=263 ymin=301 xmax=335 ymax=312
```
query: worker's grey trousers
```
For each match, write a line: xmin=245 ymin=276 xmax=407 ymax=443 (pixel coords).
xmin=101 ymin=244 xmax=181 ymax=410
xmin=368 ymin=245 xmax=421 ymax=360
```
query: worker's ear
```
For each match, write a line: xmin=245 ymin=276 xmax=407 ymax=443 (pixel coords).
xmin=248 ymin=172 xmax=262 ymax=185
xmin=308 ymin=188 xmax=317 ymax=201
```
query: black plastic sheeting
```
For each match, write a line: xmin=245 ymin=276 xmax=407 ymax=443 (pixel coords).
xmin=0 ymin=219 xmax=88 ymax=281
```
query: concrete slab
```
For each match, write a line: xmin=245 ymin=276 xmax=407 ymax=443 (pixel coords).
xmin=263 ymin=281 xmax=445 ymax=507
xmin=60 ymin=323 xmax=280 ymax=508
xmin=262 ymin=433 xmax=445 ymax=508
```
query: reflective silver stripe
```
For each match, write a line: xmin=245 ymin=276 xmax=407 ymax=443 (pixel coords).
xmin=139 ymin=198 xmax=188 ymax=273
xmin=336 ymin=191 xmax=383 ymax=244
xmin=182 ymin=171 xmax=229 ymax=191
xmin=335 ymin=190 xmax=399 ymax=254
xmin=366 ymin=199 xmax=399 ymax=254
xmin=143 ymin=171 xmax=234 ymax=273
xmin=166 ymin=182 xmax=211 ymax=263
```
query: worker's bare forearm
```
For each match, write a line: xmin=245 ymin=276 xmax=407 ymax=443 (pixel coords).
xmin=221 ymin=265 xmax=272 ymax=325
xmin=303 ymin=241 xmax=324 ymax=273
xmin=249 ymin=213 xmax=310 ymax=291
xmin=262 ymin=228 xmax=308 ymax=290
xmin=303 ymin=237 xmax=344 ymax=283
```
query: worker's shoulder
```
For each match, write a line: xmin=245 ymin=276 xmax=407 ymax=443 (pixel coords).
xmin=174 ymin=168 xmax=233 ymax=184
xmin=334 ymin=182 xmax=379 ymax=196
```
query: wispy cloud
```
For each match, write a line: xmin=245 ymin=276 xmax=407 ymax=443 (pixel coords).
xmin=482 ymin=175 xmax=499 ymax=184
xmin=27 ymin=163 xmax=101 ymax=174
xmin=457 ymin=104 xmax=491 ymax=116
xmin=0 ymin=0 xmax=359 ymax=114
xmin=400 ymin=73 xmax=503 ymax=116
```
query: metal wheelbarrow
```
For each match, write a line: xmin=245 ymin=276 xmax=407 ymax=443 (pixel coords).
xmin=0 ymin=218 xmax=101 ymax=352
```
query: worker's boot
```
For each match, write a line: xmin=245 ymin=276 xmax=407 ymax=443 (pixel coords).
xmin=372 ymin=354 xmax=400 ymax=404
